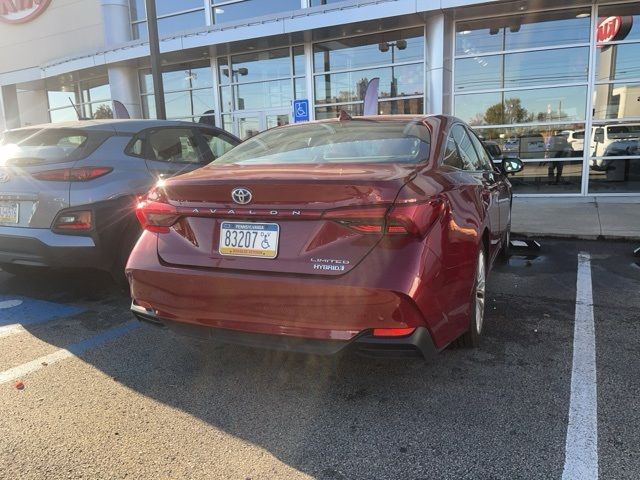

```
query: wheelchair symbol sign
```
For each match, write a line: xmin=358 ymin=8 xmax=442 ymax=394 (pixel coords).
xmin=293 ymin=99 xmax=310 ymax=123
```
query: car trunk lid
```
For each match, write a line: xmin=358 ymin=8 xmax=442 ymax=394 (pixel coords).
xmin=153 ymin=163 xmax=419 ymax=275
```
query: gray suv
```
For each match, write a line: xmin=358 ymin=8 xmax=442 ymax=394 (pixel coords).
xmin=0 ymin=119 xmax=240 ymax=282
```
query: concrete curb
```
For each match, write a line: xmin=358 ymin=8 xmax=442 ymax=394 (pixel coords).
xmin=512 ymin=231 xmax=640 ymax=242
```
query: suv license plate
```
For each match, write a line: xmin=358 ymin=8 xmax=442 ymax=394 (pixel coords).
xmin=0 ymin=202 xmax=19 ymax=224
xmin=219 ymin=221 xmax=279 ymax=259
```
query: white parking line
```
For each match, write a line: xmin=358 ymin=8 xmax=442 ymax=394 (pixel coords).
xmin=0 ymin=321 xmax=141 ymax=386
xmin=0 ymin=299 xmax=23 ymax=309
xmin=562 ymin=252 xmax=598 ymax=480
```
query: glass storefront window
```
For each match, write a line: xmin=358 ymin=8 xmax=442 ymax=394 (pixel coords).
xmin=598 ymin=4 xmax=640 ymax=43
xmin=129 ymin=0 xmax=145 ymax=21
xmin=315 ymin=64 xmax=424 ymax=104
xmin=313 ymin=27 xmax=425 ymax=117
xmin=593 ymin=83 xmax=640 ymax=120
xmin=456 ymin=9 xmax=591 ymax=56
xmin=589 ymin=3 xmax=640 ymax=193
xmin=314 ymin=28 xmax=424 ymax=73
xmin=455 ymin=86 xmax=587 ymax=126
xmin=140 ymin=63 xmax=215 ymax=121
xmin=49 ymin=107 xmax=80 ymax=123
xmin=456 ymin=47 xmax=589 ymax=92
xmin=212 ymin=0 xmax=300 ymax=25
xmin=220 ymin=86 xmax=232 ymax=112
xmin=596 ymin=43 xmax=640 ymax=82
xmin=156 ymin=0 xmax=202 ymax=17
xmin=589 ymin=159 xmax=640 ymax=193
xmin=164 ymin=91 xmax=214 ymax=119
xmin=229 ymin=48 xmax=291 ymax=84
xmin=157 ymin=11 xmax=206 ymax=37
xmin=294 ymin=77 xmax=307 ymax=100
xmin=293 ymin=46 xmax=305 ymax=76
xmin=378 ymin=98 xmax=424 ymax=115
xmin=454 ymin=8 xmax=598 ymax=194
xmin=507 ymin=161 xmax=583 ymax=194
xmin=131 ymin=1 xmax=205 ymax=40
xmin=315 ymin=103 xmax=363 ymax=120
xmin=47 ymin=73 xmax=112 ymax=122
xmin=233 ymin=80 xmax=292 ymax=110
xmin=473 ymin=124 xmax=586 ymax=160
xmin=219 ymin=45 xmax=305 ymax=116
xmin=141 ymin=66 xmax=213 ymax=94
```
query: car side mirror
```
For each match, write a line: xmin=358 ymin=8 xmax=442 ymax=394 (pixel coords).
xmin=501 ymin=157 xmax=523 ymax=174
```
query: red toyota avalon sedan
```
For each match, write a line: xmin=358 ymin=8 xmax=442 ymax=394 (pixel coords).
xmin=126 ymin=115 xmax=522 ymax=358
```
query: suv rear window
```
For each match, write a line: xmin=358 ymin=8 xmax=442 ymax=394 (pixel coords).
xmin=214 ymin=120 xmax=431 ymax=165
xmin=0 ymin=129 xmax=90 ymax=166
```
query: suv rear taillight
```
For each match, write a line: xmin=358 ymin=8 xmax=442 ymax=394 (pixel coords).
xmin=324 ymin=198 xmax=445 ymax=237
xmin=135 ymin=188 xmax=180 ymax=234
xmin=32 ymin=167 xmax=112 ymax=182
xmin=53 ymin=210 xmax=93 ymax=231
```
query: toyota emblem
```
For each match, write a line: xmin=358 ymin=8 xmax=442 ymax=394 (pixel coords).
xmin=231 ymin=187 xmax=252 ymax=205
xmin=0 ymin=171 xmax=9 ymax=183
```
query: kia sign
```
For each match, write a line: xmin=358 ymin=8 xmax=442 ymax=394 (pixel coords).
xmin=0 ymin=0 xmax=51 ymax=24
xmin=597 ymin=15 xmax=633 ymax=44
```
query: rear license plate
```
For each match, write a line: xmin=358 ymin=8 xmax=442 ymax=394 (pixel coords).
xmin=0 ymin=202 xmax=18 ymax=224
xmin=219 ymin=221 xmax=280 ymax=259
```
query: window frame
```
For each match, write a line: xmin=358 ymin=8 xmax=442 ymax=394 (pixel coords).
xmin=449 ymin=124 xmax=484 ymax=172
xmin=124 ymin=126 xmax=212 ymax=165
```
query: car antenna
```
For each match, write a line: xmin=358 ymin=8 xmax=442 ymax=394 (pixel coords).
xmin=68 ymin=98 xmax=91 ymax=121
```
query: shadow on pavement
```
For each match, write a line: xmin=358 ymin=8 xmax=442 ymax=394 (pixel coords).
xmin=2 ymin=249 xmax=582 ymax=479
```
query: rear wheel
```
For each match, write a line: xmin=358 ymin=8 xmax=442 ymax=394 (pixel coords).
xmin=455 ymin=248 xmax=486 ymax=348
xmin=499 ymin=222 xmax=511 ymax=260
xmin=110 ymin=222 xmax=142 ymax=289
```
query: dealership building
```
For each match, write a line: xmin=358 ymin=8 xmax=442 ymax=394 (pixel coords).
xmin=0 ymin=0 xmax=639 ymax=196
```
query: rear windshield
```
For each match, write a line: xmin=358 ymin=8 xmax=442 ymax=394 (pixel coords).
xmin=213 ymin=120 xmax=431 ymax=165
xmin=607 ymin=125 xmax=640 ymax=139
xmin=0 ymin=129 xmax=89 ymax=166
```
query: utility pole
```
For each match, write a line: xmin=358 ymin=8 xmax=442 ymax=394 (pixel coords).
xmin=145 ymin=0 xmax=166 ymax=119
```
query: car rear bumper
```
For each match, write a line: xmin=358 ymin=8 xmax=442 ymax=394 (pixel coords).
xmin=126 ymin=239 xmax=441 ymax=357
xmin=0 ymin=226 xmax=99 ymax=268
xmin=131 ymin=302 xmax=437 ymax=358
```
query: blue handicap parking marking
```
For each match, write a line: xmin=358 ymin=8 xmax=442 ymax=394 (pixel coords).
xmin=0 ymin=295 xmax=84 ymax=327
xmin=293 ymin=99 xmax=310 ymax=123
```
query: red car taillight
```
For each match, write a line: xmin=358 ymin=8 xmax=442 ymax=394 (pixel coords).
xmin=386 ymin=198 xmax=446 ymax=236
xmin=32 ymin=167 xmax=113 ymax=182
xmin=323 ymin=206 xmax=389 ymax=234
xmin=135 ymin=189 xmax=180 ymax=233
xmin=325 ymin=198 xmax=445 ymax=237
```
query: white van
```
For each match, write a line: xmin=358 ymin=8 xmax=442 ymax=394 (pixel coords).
xmin=590 ymin=124 xmax=640 ymax=170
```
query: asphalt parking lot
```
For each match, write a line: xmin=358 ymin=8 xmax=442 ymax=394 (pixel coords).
xmin=0 ymin=239 xmax=638 ymax=480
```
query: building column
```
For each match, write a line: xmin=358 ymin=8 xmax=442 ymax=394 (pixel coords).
xmin=100 ymin=0 xmax=142 ymax=118
xmin=108 ymin=66 xmax=142 ymax=119
xmin=101 ymin=0 xmax=132 ymax=46
xmin=17 ymin=88 xmax=50 ymax=126
xmin=425 ymin=13 xmax=453 ymax=115
xmin=1 ymin=85 xmax=21 ymax=130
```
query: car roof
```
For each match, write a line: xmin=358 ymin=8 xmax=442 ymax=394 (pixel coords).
xmin=305 ymin=114 xmax=454 ymax=125
xmin=4 ymin=119 xmax=215 ymax=135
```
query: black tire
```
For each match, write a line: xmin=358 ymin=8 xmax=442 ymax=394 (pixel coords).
xmin=454 ymin=247 xmax=486 ymax=348
xmin=499 ymin=222 xmax=512 ymax=261
xmin=110 ymin=222 xmax=142 ymax=289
